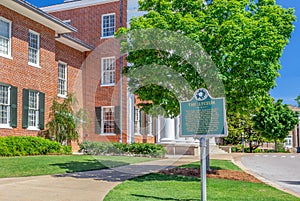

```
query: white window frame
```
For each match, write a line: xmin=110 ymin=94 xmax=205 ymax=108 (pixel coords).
xmin=58 ymin=61 xmax=68 ymax=98
xmin=284 ymin=135 xmax=293 ymax=148
xmin=0 ymin=85 xmax=10 ymax=128
xmin=0 ymin=17 xmax=12 ymax=59
xmin=101 ymin=57 xmax=116 ymax=86
xmin=101 ymin=13 xmax=115 ymax=38
xmin=101 ymin=106 xmax=115 ymax=135
xmin=27 ymin=90 xmax=39 ymax=130
xmin=134 ymin=107 xmax=141 ymax=135
xmin=28 ymin=30 xmax=40 ymax=67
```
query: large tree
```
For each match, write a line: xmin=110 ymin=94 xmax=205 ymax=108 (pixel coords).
xmin=118 ymin=0 xmax=295 ymax=129
xmin=252 ymin=98 xmax=298 ymax=151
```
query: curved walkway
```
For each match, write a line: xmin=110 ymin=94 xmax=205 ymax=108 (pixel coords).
xmin=0 ymin=156 xmax=198 ymax=201
xmin=1 ymin=153 xmax=300 ymax=201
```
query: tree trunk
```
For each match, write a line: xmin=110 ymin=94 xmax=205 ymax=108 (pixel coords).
xmin=274 ymin=138 xmax=278 ymax=152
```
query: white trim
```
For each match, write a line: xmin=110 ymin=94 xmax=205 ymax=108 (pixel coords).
xmin=101 ymin=13 xmax=116 ymax=38
xmin=28 ymin=30 xmax=40 ymax=67
xmin=0 ymin=17 xmax=12 ymax=59
xmin=63 ymin=19 xmax=71 ymax=25
xmin=27 ymin=90 xmax=39 ymax=129
xmin=101 ymin=106 xmax=115 ymax=134
xmin=101 ymin=56 xmax=116 ymax=86
xmin=0 ymin=85 xmax=10 ymax=127
xmin=58 ymin=61 xmax=68 ymax=97
xmin=41 ymin=0 xmax=119 ymax=13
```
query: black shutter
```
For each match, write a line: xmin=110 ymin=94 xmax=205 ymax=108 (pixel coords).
xmin=114 ymin=106 xmax=120 ymax=134
xmin=95 ymin=107 xmax=102 ymax=134
xmin=10 ymin=86 xmax=18 ymax=128
xmin=22 ymin=89 xmax=29 ymax=128
xmin=39 ymin=92 xmax=45 ymax=130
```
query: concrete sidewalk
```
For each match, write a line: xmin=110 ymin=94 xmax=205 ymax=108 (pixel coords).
xmin=0 ymin=156 xmax=199 ymax=201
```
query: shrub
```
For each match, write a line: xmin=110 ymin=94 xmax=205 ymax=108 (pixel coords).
xmin=80 ymin=141 xmax=166 ymax=157
xmin=0 ymin=136 xmax=71 ymax=156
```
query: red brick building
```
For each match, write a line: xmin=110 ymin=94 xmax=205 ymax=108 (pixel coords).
xmin=0 ymin=0 xmax=156 ymax=147
xmin=0 ymin=1 xmax=92 ymax=142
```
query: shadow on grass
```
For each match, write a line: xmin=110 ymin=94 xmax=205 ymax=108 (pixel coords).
xmin=131 ymin=194 xmax=198 ymax=201
xmin=131 ymin=173 xmax=200 ymax=182
xmin=50 ymin=159 xmax=130 ymax=173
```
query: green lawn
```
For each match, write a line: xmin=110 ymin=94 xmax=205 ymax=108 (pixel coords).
xmin=181 ymin=159 xmax=242 ymax=171
xmin=0 ymin=155 xmax=157 ymax=178
xmin=104 ymin=160 xmax=300 ymax=201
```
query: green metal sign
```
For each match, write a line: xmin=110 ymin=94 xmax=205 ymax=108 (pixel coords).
xmin=180 ymin=88 xmax=227 ymax=137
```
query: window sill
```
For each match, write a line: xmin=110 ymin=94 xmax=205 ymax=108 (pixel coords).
xmin=134 ymin=133 xmax=141 ymax=136
xmin=0 ymin=54 xmax=13 ymax=60
xmin=101 ymin=83 xmax=115 ymax=87
xmin=100 ymin=35 xmax=115 ymax=39
xmin=27 ymin=127 xmax=40 ymax=131
xmin=100 ymin=133 xmax=116 ymax=136
xmin=58 ymin=94 xmax=67 ymax=99
xmin=0 ymin=125 xmax=12 ymax=129
xmin=28 ymin=63 xmax=41 ymax=68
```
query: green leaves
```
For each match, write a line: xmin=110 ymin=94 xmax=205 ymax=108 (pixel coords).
xmin=119 ymin=0 xmax=295 ymax=124
xmin=46 ymin=94 xmax=88 ymax=145
xmin=252 ymin=98 xmax=298 ymax=142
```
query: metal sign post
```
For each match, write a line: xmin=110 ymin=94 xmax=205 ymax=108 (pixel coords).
xmin=200 ymin=137 xmax=207 ymax=201
xmin=180 ymin=88 xmax=227 ymax=201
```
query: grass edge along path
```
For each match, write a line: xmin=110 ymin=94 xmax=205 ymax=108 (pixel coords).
xmin=104 ymin=159 xmax=300 ymax=201
xmin=0 ymin=155 xmax=158 ymax=178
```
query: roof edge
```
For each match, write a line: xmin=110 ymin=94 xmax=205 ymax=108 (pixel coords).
xmin=11 ymin=0 xmax=77 ymax=33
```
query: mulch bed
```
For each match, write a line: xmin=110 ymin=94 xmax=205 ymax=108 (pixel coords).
xmin=159 ymin=168 xmax=262 ymax=183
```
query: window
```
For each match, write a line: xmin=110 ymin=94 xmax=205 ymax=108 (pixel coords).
xmin=28 ymin=30 xmax=40 ymax=66
xmin=58 ymin=62 xmax=67 ymax=97
xmin=0 ymin=85 xmax=9 ymax=126
xmin=102 ymin=107 xmax=115 ymax=134
xmin=284 ymin=135 xmax=293 ymax=148
xmin=102 ymin=14 xmax=115 ymax=38
xmin=101 ymin=57 xmax=116 ymax=85
xmin=134 ymin=107 xmax=141 ymax=134
xmin=0 ymin=84 xmax=17 ymax=128
xmin=95 ymin=106 xmax=119 ymax=134
xmin=28 ymin=91 xmax=39 ymax=128
xmin=0 ymin=17 xmax=11 ymax=58
xmin=22 ymin=89 xmax=45 ymax=130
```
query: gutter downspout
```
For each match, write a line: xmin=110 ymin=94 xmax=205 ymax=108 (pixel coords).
xmin=119 ymin=0 xmax=123 ymax=143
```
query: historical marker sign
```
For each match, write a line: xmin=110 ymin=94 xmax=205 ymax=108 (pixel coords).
xmin=180 ymin=88 xmax=227 ymax=137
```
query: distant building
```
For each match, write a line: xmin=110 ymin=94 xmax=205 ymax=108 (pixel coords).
xmin=286 ymin=105 xmax=300 ymax=151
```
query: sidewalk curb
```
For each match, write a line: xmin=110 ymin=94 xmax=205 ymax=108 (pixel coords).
xmin=230 ymin=154 xmax=300 ymax=199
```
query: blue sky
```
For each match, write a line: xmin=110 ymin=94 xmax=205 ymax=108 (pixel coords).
xmin=28 ymin=0 xmax=300 ymax=106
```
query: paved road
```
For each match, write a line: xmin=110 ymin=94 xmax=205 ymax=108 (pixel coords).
xmin=241 ymin=153 xmax=300 ymax=198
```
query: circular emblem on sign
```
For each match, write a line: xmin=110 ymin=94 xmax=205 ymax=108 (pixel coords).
xmin=194 ymin=88 xmax=208 ymax=101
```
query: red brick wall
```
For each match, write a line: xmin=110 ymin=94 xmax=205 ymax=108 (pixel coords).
xmin=49 ymin=1 xmax=128 ymax=143
xmin=0 ymin=6 xmax=85 ymax=140
xmin=49 ymin=0 xmax=127 ymax=47
xmin=0 ymin=5 xmax=57 ymax=136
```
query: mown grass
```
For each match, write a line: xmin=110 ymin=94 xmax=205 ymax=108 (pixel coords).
xmin=0 ymin=155 xmax=157 ymax=178
xmin=104 ymin=160 xmax=300 ymax=201
xmin=180 ymin=159 xmax=241 ymax=171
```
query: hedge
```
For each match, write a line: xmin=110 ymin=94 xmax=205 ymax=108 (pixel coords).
xmin=0 ymin=136 xmax=72 ymax=156
xmin=80 ymin=141 xmax=166 ymax=158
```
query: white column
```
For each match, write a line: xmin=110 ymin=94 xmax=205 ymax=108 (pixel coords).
xmin=160 ymin=118 xmax=175 ymax=143
xmin=127 ymin=93 xmax=135 ymax=143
